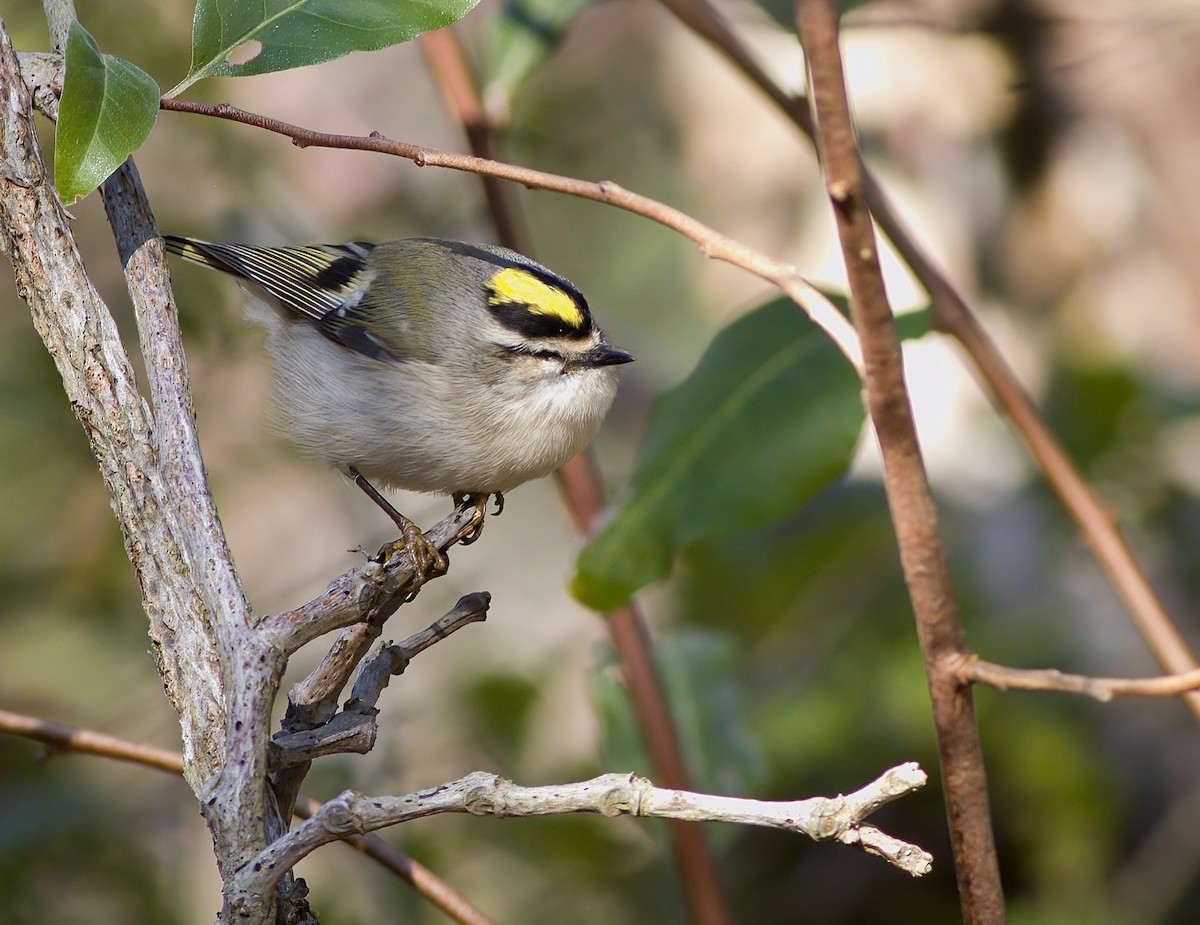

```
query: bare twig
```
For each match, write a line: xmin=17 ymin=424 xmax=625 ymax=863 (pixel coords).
xmin=284 ymin=624 xmax=381 ymax=731
xmin=265 ymin=506 xmax=483 ymax=826
xmin=230 ymin=765 xmax=931 ymax=911
xmin=960 ymin=657 xmax=1200 ymax=701
xmin=418 ymin=28 xmax=736 ymax=925
xmin=914 ymin=258 xmax=1200 ymax=717
xmin=655 ymin=0 xmax=814 ymax=135
xmin=292 ymin=795 xmax=498 ymax=925
xmin=269 ymin=593 xmax=491 ymax=771
xmin=417 ymin=28 xmax=527 ymax=251
xmin=347 ymin=592 xmax=491 ymax=706
xmin=654 ymin=0 xmax=1200 ymax=720
xmin=269 ymin=712 xmax=377 ymax=771
xmin=158 ymin=97 xmax=862 ymax=374
xmin=0 ymin=709 xmax=185 ymax=773
xmin=796 ymin=2 xmax=1004 ymax=922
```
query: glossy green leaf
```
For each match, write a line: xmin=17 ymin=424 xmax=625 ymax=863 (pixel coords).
xmin=479 ymin=0 xmax=596 ymax=99
xmin=572 ymin=297 xmax=866 ymax=612
xmin=55 ymin=21 xmax=160 ymax=204
xmin=170 ymin=0 xmax=481 ymax=95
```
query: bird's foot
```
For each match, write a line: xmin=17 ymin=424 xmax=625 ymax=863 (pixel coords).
xmin=453 ymin=491 xmax=503 ymax=545
xmin=399 ymin=513 xmax=448 ymax=578
xmin=348 ymin=466 xmax=447 ymax=576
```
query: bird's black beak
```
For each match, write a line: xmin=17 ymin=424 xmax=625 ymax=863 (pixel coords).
xmin=585 ymin=345 xmax=635 ymax=367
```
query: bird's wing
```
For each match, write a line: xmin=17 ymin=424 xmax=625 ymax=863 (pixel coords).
xmin=163 ymin=235 xmax=406 ymax=363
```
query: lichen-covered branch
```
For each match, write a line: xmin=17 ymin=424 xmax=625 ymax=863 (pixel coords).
xmin=0 ymin=14 xmax=229 ymax=793
xmin=228 ymin=764 xmax=931 ymax=912
xmin=346 ymin=592 xmax=491 ymax=706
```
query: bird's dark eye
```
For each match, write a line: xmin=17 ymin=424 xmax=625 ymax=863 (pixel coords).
xmin=501 ymin=344 xmax=564 ymax=363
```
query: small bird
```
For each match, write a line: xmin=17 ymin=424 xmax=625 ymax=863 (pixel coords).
xmin=164 ymin=234 xmax=633 ymax=552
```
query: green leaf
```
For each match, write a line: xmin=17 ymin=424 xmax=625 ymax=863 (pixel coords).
xmin=479 ymin=0 xmax=597 ymax=100
xmin=572 ymin=297 xmax=866 ymax=612
xmin=895 ymin=304 xmax=932 ymax=341
xmin=55 ymin=21 xmax=160 ymax=204
xmin=170 ymin=0 xmax=482 ymax=95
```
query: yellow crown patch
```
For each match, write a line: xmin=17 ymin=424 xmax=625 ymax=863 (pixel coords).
xmin=488 ymin=267 xmax=583 ymax=330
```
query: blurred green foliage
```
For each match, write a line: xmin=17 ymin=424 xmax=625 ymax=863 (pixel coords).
xmin=574 ymin=296 xmax=865 ymax=611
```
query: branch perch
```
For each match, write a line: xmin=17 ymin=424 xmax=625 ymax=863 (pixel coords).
xmin=260 ymin=504 xmax=483 ymax=654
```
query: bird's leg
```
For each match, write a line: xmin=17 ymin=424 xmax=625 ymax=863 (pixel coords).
xmin=347 ymin=466 xmax=447 ymax=576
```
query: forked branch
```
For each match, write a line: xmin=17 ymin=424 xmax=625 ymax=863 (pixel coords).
xmin=227 ymin=764 xmax=932 ymax=914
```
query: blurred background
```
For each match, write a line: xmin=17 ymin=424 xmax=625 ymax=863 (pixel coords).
xmin=4 ymin=0 xmax=1200 ymax=922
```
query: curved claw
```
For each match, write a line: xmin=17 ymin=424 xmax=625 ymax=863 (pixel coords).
xmin=452 ymin=492 xmax=492 ymax=545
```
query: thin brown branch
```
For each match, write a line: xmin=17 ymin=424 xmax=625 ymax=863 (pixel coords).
xmin=911 ymin=252 xmax=1200 ymax=717
xmin=655 ymin=0 xmax=814 ymax=135
xmin=417 ymin=27 xmax=526 ymax=250
xmin=654 ymin=0 xmax=1200 ymax=720
xmin=796 ymin=2 xmax=1005 ymax=923
xmin=0 ymin=709 xmax=185 ymax=773
xmin=417 ymin=30 xmax=738 ymax=925
xmin=158 ymin=96 xmax=862 ymax=373
xmin=0 ymin=711 xmax=498 ymax=925
xmin=961 ymin=657 xmax=1200 ymax=701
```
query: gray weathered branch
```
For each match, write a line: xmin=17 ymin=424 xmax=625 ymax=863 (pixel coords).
xmin=227 ymin=764 xmax=932 ymax=915
xmin=269 ymin=592 xmax=490 ymax=771
xmin=0 ymin=14 xmax=230 ymax=794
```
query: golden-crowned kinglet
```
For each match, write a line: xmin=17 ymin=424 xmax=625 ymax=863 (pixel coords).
xmin=164 ymin=234 xmax=633 ymax=521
